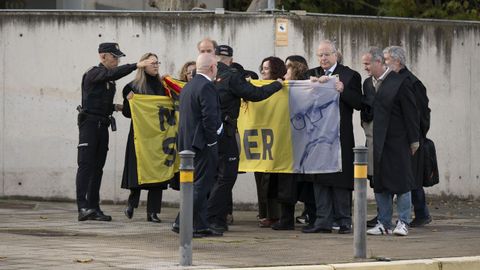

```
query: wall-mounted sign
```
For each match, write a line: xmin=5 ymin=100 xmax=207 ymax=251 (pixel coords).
xmin=275 ymin=18 xmax=288 ymax=47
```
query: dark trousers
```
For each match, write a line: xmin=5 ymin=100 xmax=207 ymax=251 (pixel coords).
xmin=207 ymin=135 xmax=238 ymax=227
xmin=279 ymin=178 xmax=316 ymax=226
xmin=279 ymin=203 xmax=295 ymax=226
xmin=128 ymin=188 xmax=163 ymax=214
xmin=412 ymin=187 xmax=430 ymax=219
xmin=255 ymin=172 xmax=280 ymax=220
xmin=312 ymin=183 xmax=352 ymax=229
xmin=75 ymin=119 xmax=109 ymax=211
xmin=300 ymin=182 xmax=317 ymax=225
xmin=192 ymin=144 xmax=218 ymax=230
xmin=278 ymin=201 xmax=315 ymax=226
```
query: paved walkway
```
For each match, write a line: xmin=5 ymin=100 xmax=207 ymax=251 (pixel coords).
xmin=0 ymin=198 xmax=479 ymax=269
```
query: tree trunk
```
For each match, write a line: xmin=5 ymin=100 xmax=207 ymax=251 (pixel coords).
xmin=247 ymin=0 xmax=268 ymax=12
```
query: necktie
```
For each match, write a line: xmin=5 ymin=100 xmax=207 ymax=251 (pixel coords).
xmin=325 ymin=70 xmax=332 ymax=76
xmin=373 ymin=78 xmax=383 ymax=90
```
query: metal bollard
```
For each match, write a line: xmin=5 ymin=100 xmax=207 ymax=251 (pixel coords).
xmin=353 ymin=146 xmax=368 ymax=259
xmin=179 ymin=150 xmax=195 ymax=266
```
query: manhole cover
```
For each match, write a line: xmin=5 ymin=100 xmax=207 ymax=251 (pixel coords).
xmin=0 ymin=229 xmax=95 ymax=237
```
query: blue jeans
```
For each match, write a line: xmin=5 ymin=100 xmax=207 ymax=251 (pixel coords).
xmin=375 ymin=191 xmax=411 ymax=229
xmin=411 ymin=187 xmax=430 ymax=219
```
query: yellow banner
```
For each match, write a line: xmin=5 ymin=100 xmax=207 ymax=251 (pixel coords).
xmin=129 ymin=94 xmax=179 ymax=185
xmin=238 ymin=80 xmax=294 ymax=173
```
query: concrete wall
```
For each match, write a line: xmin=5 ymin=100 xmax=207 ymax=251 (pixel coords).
xmin=0 ymin=11 xmax=479 ymax=204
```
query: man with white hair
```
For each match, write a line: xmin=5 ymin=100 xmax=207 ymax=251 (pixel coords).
xmin=361 ymin=47 xmax=419 ymax=236
xmin=384 ymin=46 xmax=432 ymax=227
xmin=302 ymin=40 xmax=362 ymax=234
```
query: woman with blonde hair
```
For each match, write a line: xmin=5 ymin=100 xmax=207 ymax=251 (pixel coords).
xmin=179 ymin=61 xmax=196 ymax=82
xmin=285 ymin=61 xmax=309 ymax=80
xmin=121 ymin=52 xmax=172 ymax=223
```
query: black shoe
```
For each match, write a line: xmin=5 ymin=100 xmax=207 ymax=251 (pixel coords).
xmin=147 ymin=213 xmax=161 ymax=223
xmin=124 ymin=205 xmax=134 ymax=219
xmin=367 ymin=216 xmax=378 ymax=227
xmin=210 ymin=223 xmax=228 ymax=233
xmin=410 ymin=216 xmax=432 ymax=227
xmin=194 ymin=228 xmax=223 ymax=237
xmin=301 ymin=225 xmax=332 ymax=233
xmin=338 ymin=225 xmax=352 ymax=234
xmin=272 ymin=221 xmax=294 ymax=230
xmin=78 ymin=208 xmax=96 ymax=221
xmin=171 ymin=223 xmax=179 ymax=234
xmin=90 ymin=210 xmax=112 ymax=221
xmin=171 ymin=224 xmax=204 ymax=238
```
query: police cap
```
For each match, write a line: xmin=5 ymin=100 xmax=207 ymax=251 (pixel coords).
xmin=215 ymin=45 xmax=233 ymax=57
xmin=98 ymin=42 xmax=126 ymax=57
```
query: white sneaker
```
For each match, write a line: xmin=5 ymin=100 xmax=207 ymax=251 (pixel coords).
xmin=332 ymin=221 xmax=340 ymax=230
xmin=367 ymin=221 xmax=392 ymax=235
xmin=393 ymin=220 xmax=409 ymax=236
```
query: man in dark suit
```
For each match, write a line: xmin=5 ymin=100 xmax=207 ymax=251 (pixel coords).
xmin=361 ymin=47 xmax=419 ymax=236
xmin=176 ymin=53 xmax=223 ymax=237
xmin=384 ymin=46 xmax=432 ymax=227
xmin=302 ymin=40 xmax=362 ymax=234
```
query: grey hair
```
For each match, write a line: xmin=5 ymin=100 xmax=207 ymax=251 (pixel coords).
xmin=320 ymin=39 xmax=337 ymax=53
xmin=384 ymin=46 xmax=406 ymax=66
xmin=367 ymin=47 xmax=384 ymax=64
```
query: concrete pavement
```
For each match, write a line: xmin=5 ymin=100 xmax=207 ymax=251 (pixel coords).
xmin=0 ymin=197 xmax=479 ymax=269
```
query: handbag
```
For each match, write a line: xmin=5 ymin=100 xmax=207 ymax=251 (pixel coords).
xmin=423 ymin=138 xmax=439 ymax=187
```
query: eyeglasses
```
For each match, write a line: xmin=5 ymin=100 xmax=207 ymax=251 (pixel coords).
xmin=151 ymin=61 xmax=161 ymax=66
xmin=316 ymin=52 xmax=334 ymax=58
xmin=290 ymin=100 xmax=336 ymax=130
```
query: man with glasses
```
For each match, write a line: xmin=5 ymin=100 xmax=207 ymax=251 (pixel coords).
xmin=302 ymin=40 xmax=362 ymax=234
xmin=76 ymin=42 xmax=152 ymax=222
xmin=290 ymin=98 xmax=338 ymax=172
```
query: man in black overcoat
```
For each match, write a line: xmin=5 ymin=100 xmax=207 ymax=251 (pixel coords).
xmin=384 ymin=46 xmax=432 ymax=227
xmin=302 ymin=40 xmax=362 ymax=234
xmin=206 ymin=45 xmax=283 ymax=232
xmin=176 ymin=53 xmax=223 ymax=237
xmin=362 ymin=47 xmax=419 ymax=236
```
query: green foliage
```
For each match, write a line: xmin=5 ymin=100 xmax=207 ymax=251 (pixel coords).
xmin=277 ymin=0 xmax=380 ymax=15
xmin=379 ymin=0 xmax=480 ymax=20
xmin=230 ymin=0 xmax=480 ymax=21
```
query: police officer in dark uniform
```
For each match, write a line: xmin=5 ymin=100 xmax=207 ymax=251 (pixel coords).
xmin=76 ymin=42 xmax=153 ymax=221
xmin=207 ymin=45 xmax=284 ymax=231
